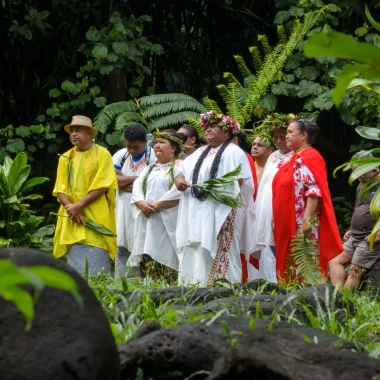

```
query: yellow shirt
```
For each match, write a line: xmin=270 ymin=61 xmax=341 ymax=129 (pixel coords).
xmin=53 ymin=144 xmax=118 ymax=259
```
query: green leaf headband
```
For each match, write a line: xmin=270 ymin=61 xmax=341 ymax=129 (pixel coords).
xmin=153 ymin=130 xmax=183 ymax=146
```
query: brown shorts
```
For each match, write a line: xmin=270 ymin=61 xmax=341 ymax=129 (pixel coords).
xmin=343 ymin=237 xmax=380 ymax=269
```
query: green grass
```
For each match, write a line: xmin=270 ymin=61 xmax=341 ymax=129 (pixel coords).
xmin=87 ymin=274 xmax=380 ymax=358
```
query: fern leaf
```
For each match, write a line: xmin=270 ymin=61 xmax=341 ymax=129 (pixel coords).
xmin=115 ymin=112 xmax=148 ymax=131
xmin=258 ymin=35 xmax=272 ymax=56
xmin=144 ymin=99 xmax=206 ymax=118
xmin=185 ymin=114 xmax=206 ymax=137
xmin=140 ymin=93 xmax=202 ymax=107
xmin=216 ymin=84 xmax=246 ymax=126
xmin=202 ymin=97 xmax=223 ymax=114
xmin=249 ymin=47 xmax=263 ymax=73
xmin=277 ymin=25 xmax=287 ymax=45
xmin=233 ymin=55 xmax=253 ymax=78
xmin=93 ymin=101 xmax=138 ymax=133
xmin=290 ymin=232 xmax=324 ymax=285
xmin=150 ymin=111 xmax=201 ymax=130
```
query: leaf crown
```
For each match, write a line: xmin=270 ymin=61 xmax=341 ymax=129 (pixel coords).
xmin=153 ymin=130 xmax=183 ymax=146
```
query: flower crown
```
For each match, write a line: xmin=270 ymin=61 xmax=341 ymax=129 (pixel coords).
xmin=258 ymin=112 xmax=300 ymax=132
xmin=153 ymin=130 xmax=183 ymax=146
xmin=199 ymin=111 xmax=241 ymax=135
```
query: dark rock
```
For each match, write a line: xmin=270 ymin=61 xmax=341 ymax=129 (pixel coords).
xmin=190 ymin=284 xmax=353 ymax=323
xmin=239 ymin=278 xmax=288 ymax=294
xmin=362 ymin=256 xmax=380 ymax=298
xmin=118 ymin=316 xmax=355 ymax=379
xmin=207 ymin=328 xmax=380 ymax=380
xmin=0 ymin=247 xmax=119 ymax=380
xmin=118 ymin=323 xmax=229 ymax=380
xmin=133 ymin=320 xmax=162 ymax=340
xmin=119 ymin=286 xmax=235 ymax=308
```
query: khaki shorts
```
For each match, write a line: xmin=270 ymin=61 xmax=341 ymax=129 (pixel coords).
xmin=343 ymin=237 xmax=380 ymax=269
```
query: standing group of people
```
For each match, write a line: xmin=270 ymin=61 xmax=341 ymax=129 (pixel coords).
xmin=52 ymin=112 xmax=380 ymax=289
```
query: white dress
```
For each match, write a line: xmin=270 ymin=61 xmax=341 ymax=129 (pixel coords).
xmin=176 ymin=143 xmax=255 ymax=286
xmin=112 ymin=148 xmax=156 ymax=252
xmin=129 ymin=160 xmax=182 ymax=270
xmin=248 ymin=150 xmax=290 ymax=282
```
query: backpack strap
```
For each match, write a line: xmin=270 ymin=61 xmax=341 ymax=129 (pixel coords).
xmin=120 ymin=151 xmax=130 ymax=170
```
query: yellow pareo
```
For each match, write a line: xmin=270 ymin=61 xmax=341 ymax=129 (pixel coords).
xmin=53 ymin=144 xmax=118 ymax=259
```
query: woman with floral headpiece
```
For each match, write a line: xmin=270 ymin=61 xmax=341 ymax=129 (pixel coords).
xmin=128 ymin=129 xmax=186 ymax=275
xmin=272 ymin=119 xmax=342 ymax=281
xmin=175 ymin=112 xmax=255 ymax=286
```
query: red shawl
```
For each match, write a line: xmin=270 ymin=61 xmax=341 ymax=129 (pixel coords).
xmin=246 ymin=153 xmax=258 ymax=200
xmin=272 ymin=147 xmax=342 ymax=280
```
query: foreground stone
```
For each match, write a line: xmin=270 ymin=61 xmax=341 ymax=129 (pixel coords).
xmin=118 ymin=316 xmax=354 ymax=379
xmin=0 ymin=248 xmax=120 ymax=380
xmin=207 ymin=328 xmax=380 ymax=380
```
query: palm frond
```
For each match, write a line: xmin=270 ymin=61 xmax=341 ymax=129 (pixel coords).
xmin=144 ymin=99 xmax=206 ymax=118
xmin=115 ymin=111 xmax=148 ymax=130
xmin=93 ymin=101 xmax=138 ymax=133
xmin=202 ymin=97 xmax=223 ymax=114
xmin=150 ymin=111 xmax=201 ymax=130
xmin=233 ymin=55 xmax=253 ymax=78
xmin=140 ymin=93 xmax=200 ymax=107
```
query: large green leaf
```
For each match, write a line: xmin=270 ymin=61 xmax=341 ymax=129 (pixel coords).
xmin=31 ymin=225 xmax=55 ymax=239
xmin=8 ymin=153 xmax=29 ymax=195
xmin=304 ymin=31 xmax=380 ymax=68
xmin=365 ymin=5 xmax=380 ymax=33
xmin=2 ymin=156 xmax=12 ymax=176
xmin=150 ymin=112 xmax=202 ymax=130
xmin=19 ymin=177 xmax=49 ymax=194
xmin=144 ymin=99 xmax=206 ymax=118
xmin=355 ymin=126 xmax=380 ymax=140
xmin=370 ymin=187 xmax=380 ymax=219
xmin=115 ymin=111 xmax=147 ymax=130
xmin=368 ymin=216 xmax=380 ymax=249
xmin=0 ymin=237 xmax=12 ymax=247
xmin=349 ymin=161 xmax=380 ymax=184
xmin=0 ymin=167 xmax=11 ymax=198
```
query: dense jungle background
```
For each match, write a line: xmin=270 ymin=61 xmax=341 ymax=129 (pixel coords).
xmin=2 ymin=0 xmax=380 ymax=207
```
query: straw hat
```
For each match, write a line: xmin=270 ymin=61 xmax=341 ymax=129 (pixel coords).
xmin=64 ymin=115 xmax=98 ymax=136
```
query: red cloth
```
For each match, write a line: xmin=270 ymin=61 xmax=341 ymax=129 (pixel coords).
xmin=240 ymin=253 xmax=249 ymax=283
xmin=246 ymin=153 xmax=258 ymax=200
xmin=272 ymin=148 xmax=342 ymax=280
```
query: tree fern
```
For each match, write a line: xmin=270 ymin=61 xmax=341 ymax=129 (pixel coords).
xmin=258 ymin=35 xmax=272 ymax=56
xmin=249 ymin=46 xmax=263 ymax=73
xmin=150 ymin=111 xmax=201 ymax=130
xmin=93 ymin=101 xmax=139 ymax=133
xmin=290 ymin=232 xmax=324 ymax=285
xmin=277 ymin=25 xmax=287 ymax=45
xmin=203 ymin=97 xmax=223 ymax=114
xmin=115 ymin=111 xmax=147 ymax=130
xmin=185 ymin=114 xmax=206 ymax=137
xmin=233 ymin=55 xmax=253 ymax=78
xmin=144 ymin=99 xmax=206 ymax=118
xmin=140 ymin=93 xmax=200 ymax=107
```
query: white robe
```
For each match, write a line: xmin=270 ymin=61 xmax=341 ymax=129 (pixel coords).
xmin=176 ymin=143 xmax=255 ymax=285
xmin=248 ymin=150 xmax=288 ymax=283
xmin=129 ymin=160 xmax=182 ymax=270
xmin=112 ymin=148 xmax=156 ymax=252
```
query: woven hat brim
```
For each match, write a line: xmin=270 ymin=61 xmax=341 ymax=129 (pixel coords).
xmin=64 ymin=123 xmax=98 ymax=136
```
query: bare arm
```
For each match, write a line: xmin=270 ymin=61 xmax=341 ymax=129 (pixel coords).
xmin=116 ymin=173 xmax=138 ymax=189
xmin=153 ymin=200 xmax=180 ymax=210
xmin=65 ymin=188 xmax=107 ymax=220
xmin=302 ymin=195 xmax=320 ymax=234
xmin=57 ymin=193 xmax=72 ymax=207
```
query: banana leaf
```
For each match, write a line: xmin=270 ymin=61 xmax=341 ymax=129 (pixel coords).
xmin=50 ymin=213 xmax=116 ymax=237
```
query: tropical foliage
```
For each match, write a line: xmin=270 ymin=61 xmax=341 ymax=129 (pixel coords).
xmin=0 ymin=259 xmax=81 ymax=330
xmin=304 ymin=6 xmax=380 ymax=248
xmin=0 ymin=152 xmax=54 ymax=250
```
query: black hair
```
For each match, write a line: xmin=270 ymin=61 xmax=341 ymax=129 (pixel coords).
xmin=294 ymin=119 xmax=319 ymax=145
xmin=161 ymin=129 xmax=187 ymax=157
xmin=179 ymin=125 xmax=202 ymax=145
xmin=124 ymin=123 xmax=147 ymax=142
xmin=235 ymin=131 xmax=250 ymax=153
xmin=191 ymin=137 xmax=233 ymax=201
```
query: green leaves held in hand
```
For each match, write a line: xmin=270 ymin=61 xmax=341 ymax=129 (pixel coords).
xmin=192 ymin=165 xmax=244 ymax=208
xmin=50 ymin=213 xmax=116 ymax=237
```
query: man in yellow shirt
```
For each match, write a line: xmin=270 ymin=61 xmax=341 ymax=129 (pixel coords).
xmin=53 ymin=115 xmax=118 ymax=275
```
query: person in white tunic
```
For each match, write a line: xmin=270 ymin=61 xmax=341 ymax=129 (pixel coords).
xmin=128 ymin=130 xmax=185 ymax=274
xmin=112 ymin=123 xmax=156 ymax=279
xmin=175 ymin=112 xmax=255 ymax=286
xmin=248 ymin=126 xmax=292 ymax=282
